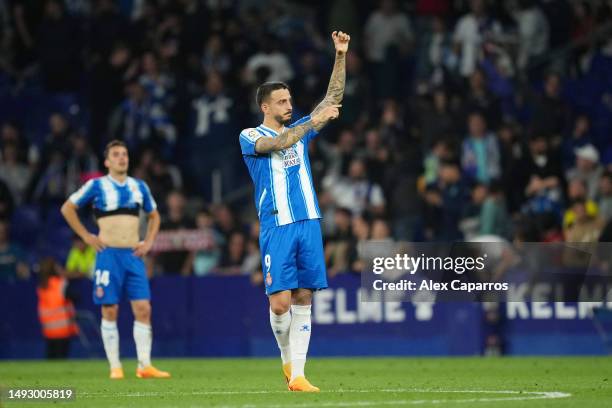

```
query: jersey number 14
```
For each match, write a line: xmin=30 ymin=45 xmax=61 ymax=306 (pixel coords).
xmin=95 ymin=269 xmax=110 ymax=287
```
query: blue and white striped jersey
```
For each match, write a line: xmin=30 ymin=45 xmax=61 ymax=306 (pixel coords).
xmin=240 ymin=116 xmax=322 ymax=229
xmin=68 ymin=175 xmax=157 ymax=217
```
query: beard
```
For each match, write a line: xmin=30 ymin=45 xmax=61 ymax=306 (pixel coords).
xmin=275 ymin=113 xmax=292 ymax=125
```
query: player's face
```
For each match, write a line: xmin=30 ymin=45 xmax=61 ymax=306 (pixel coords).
xmin=105 ymin=146 xmax=129 ymax=174
xmin=265 ymin=89 xmax=293 ymax=125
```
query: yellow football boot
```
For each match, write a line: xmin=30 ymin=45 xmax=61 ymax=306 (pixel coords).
xmin=109 ymin=367 xmax=124 ymax=379
xmin=288 ymin=376 xmax=320 ymax=392
xmin=136 ymin=365 xmax=171 ymax=379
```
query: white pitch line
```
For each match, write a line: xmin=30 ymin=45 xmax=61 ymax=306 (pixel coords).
xmin=78 ymin=388 xmax=572 ymax=407
xmin=201 ymin=391 xmax=573 ymax=408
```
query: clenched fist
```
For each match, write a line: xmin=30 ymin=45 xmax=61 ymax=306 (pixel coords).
xmin=332 ymin=31 xmax=350 ymax=54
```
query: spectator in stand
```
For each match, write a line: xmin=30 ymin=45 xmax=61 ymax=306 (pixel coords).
xmin=520 ymin=134 xmax=563 ymax=218
xmin=460 ymin=183 xmax=487 ymax=240
xmin=348 ymin=214 xmax=370 ymax=273
xmin=338 ymin=51 xmax=370 ymax=128
xmin=0 ymin=121 xmax=30 ymax=163
xmin=418 ymin=89 xmax=457 ymax=152
xmin=212 ymin=204 xmax=240 ymax=238
xmin=497 ymin=123 xmax=524 ymax=213
xmin=0 ymin=143 xmax=31 ymax=204
xmin=563 ymin=178 xmax=598 ymax=230
xmin=325 ymin=207 xmax=353 ymax=277
xmin=531 ymin=72 xmax=570 ymax=146
xmin=326 ymin=157 xmax=386 ymax=218
xmin=189 ymin=70 xmax=237 ymax=198
xmin=461 ymin=112 xmax=501 ymax=185
xmin=424 ymin=160 xmax=469 ymax=241
xmin=65 ymin=234 xmax=95 ymax=280
xmin=109 ymin=80 xmax=175 ymax=156
xmin=416 ymin=15 xmax=455 ymax=80
xmin=245 ymin=35 xmax=294 ymax=84
xmin=598 ymin=171 xmax=612 ymax=222
xmin=30 ymin=149 xmax=68 ymax=208
xmin=31 ymin=113 xmax=72 ymax=169
xmin=155 ymin=190 xmax=195 ymax=276
xmin=193 ymin=209 xmax=223 ymax=276
xmin=364 ymin=0 xmax=414 ymax=99
xmin=359 ymin=128 xmax=390 ymax=186
xmin=0 ymin=220 xmax=29 ymax=283
xmin=65 ymin=134 xmax=99 ymax=194
xmin=139 ymin=51 xmax=175 ymax=112
xmin=371 ymin=218 xmax=392 ymax=241
xmin=463 ymin=68 xmax=502 ymax=128
xmin=242 ymin=221 xmax=261 ymax=279
xmin=216 ymin=231 xmax=247 ymax=275
xmin=423 ymin=138 xmax=454 ymax=185
xmin=478 ymin=181 xmax=512 ymax=239
xmin=561 ymin=114 xmax=593 ymax=170
xmin=291 ymin=50 xmax=327 ymax=113
xmin=513 ymin=0 xmax=550 ymax=71
xmin=452 ymin=0 xmax=502 ymax=78
xmin=566 ymin=144 xmax=603 ymax=200
xmin=564 ymin=199 xmax=604 ymax=242
xmin=321 ymin=128 xmax=358 ymax=185
xmin=201 ymin=34 xmax=231 ymax=76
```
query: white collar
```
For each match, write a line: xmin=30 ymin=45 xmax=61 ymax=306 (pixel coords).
xmin=107 ymin=174 xmax=128 ymax=186
xmin=259 ymin=124 xmax=284 ymax=136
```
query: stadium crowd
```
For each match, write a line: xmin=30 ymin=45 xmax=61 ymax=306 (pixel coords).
xmin=0 ymin=0 xmax=611 ymax=283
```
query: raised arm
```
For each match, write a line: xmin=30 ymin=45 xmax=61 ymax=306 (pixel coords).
xmin=255 ymin=31 xmax=350 ymax=154
xmin=311 ymin=31 xmax=350 ymax=117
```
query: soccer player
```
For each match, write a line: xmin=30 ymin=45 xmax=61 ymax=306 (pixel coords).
xmin=239 ymin=31 xmax=350 ymax=392
xmin=60 ymin=140 xmax=170 ymax=379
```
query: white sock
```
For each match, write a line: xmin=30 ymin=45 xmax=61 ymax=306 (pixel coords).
xmin=290 ymin=305 xmax=312 ymax=380
xmin=101 ymin=319 xmax=121 ymax=369
xmin=133 ymin=321 xmax=152 ymax=369
xmin=269 ymin=309 xmax=292 ymax=365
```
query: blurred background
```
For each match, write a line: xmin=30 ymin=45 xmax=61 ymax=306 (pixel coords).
xmin=0 ymin=0 xmax=612 ymax=360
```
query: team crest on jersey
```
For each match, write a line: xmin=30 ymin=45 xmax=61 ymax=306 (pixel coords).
xmin=96 ymin=286 xmax=104 ymax=298
xmin=246 ymin=129 xmax=260 ymax=142
xmin=266 ymin=272 xmax=272 ymax=286
xmin=280 ymin=145 xmax=300 ymax=168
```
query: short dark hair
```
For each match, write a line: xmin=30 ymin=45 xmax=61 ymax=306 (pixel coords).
xmin=104 ymin=140 xmax=127 ymax=159
xmin=255 ymin=82 xmax=289 ymax=107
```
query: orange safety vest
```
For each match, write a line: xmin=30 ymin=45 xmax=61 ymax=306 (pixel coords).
xmin=37 ymin=276 xmax=79 ymax=339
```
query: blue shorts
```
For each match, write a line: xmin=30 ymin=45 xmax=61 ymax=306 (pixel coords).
xmin=259 ymin=219 xmax=328 ymax=295
xmin=92 ymin=247 xmax=150 ymax=305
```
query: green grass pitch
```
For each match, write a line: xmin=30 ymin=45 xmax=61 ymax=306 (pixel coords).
xmin=1 ymin=357 xmax=611 ymax=407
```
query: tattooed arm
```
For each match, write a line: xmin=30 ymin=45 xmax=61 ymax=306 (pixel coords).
xmin=255 ymin=105 xmax=341 ymax=153
xmin=311 ymin=31 xmax=350 ymax=117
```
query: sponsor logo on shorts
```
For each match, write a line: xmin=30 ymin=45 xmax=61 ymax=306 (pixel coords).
xmin=266 ymin=272 xmax=272 ymax=286
xmin=96 ymin=286 xmax=104 ymax=298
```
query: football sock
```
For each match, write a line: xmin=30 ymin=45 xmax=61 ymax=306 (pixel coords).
xmin=133 ymin=321 xmax=152 ymax=369
xmin=290 ymin=304 xmax=312 ymax=380
xmin=101 ymin=319 xmax=121 ymax=369
xmin=270 ymin=308 xmax=292 ymax=365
